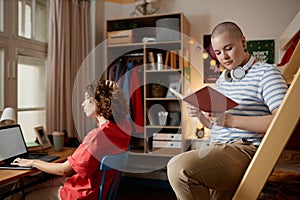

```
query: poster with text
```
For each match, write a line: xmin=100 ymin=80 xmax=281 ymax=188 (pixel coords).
xmin=247 ymin=40 xmax=275 ymax=64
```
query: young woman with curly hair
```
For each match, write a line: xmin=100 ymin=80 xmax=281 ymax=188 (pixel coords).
xmin=11 ymin=79 xmax=132 ymax=200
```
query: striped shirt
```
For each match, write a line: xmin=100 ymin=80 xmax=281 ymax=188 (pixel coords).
xmin=211 ymin=62 xmax=288 ymax=144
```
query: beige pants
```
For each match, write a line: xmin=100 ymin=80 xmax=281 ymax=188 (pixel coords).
xmin=167 ymin=140 xmax=257 ymax=200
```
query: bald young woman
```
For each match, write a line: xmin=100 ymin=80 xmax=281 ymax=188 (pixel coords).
xmin=167 ymin=22 xmax=288 ymax=200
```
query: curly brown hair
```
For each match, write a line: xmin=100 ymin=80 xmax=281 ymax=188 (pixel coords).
xmin=85 ymin=79 xmax=129 ymax=123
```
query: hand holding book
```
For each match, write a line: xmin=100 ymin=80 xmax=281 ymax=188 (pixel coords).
xmin=186 ymin=103 xmax=213 ymax=128
xmin=169 ymin=86 xmax=238 ymax=113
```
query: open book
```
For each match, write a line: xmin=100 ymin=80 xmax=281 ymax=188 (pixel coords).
xmin=169 ymin=86 xmax=238 ymax=113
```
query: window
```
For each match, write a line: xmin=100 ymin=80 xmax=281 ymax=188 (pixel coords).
xmin=0 ymin=0 xmax=48 ymax=142
xmin=18 ymin=55 xmax=47 ymax=141
xmin=18 ymin=0 xmax=48 ymax=42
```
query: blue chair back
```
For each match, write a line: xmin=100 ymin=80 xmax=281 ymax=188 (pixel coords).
xmin=98 ymin=151 xmax=129 ymax=200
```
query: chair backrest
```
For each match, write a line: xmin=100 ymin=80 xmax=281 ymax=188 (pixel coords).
xmin=98 ymin=151 xmax=129 ymax=200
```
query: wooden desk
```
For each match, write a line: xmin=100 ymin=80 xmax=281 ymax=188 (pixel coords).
xmin=0 ymin=147 xmax=76 ymax=185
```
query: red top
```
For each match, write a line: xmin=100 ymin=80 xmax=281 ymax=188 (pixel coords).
xmin=60 ymin=120 xmax=131 ymax=200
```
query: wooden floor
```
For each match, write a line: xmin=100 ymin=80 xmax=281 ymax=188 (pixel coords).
xmin=258 ymin=150 xmax=300 ymax=199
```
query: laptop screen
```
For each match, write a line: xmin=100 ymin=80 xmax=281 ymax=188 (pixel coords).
xmin=0 ymin=124 xmax=28 ymax=162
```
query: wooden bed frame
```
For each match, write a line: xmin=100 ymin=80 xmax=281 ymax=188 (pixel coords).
xmin=233 ymin=12 xmax=300 ymax=199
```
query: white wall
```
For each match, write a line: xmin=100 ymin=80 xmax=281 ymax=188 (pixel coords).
xmin=100 ymin=0 xmax=299 ymax=138
xmin=102 ymin=0 xmax=300 ymax=63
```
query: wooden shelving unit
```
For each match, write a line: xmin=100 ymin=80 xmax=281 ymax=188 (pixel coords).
xmin=105 ymin=12 xmax=191 ymax=157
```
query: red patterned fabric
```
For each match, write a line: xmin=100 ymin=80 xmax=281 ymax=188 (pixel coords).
xmin=278 ymin=31 xmax=300 ymax=66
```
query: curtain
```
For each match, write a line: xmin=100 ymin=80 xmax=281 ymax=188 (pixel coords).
xmin=46 ymin=0 xmax=91 ymax=138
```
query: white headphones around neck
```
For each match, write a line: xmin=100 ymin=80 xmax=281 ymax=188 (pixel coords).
xmin=223 ymin=55 xmax=255 ymax=82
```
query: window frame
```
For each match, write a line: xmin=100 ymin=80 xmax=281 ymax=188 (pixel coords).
xmin=0 ymin=0 xmax=48 ymax=141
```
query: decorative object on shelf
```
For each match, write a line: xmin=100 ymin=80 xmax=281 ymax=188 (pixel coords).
xmin=131 ymin=0 xmax=161 ymax=16
xmin=147 ymin=108 xmax=155 ymax=126
xmin=34 ymin=126 xmax=52 ymax=149
xmin=0 ymin=107 xmax=16 ymax=126
xmin=156 ymin=18 xmax=180 ymax=41
xmin=158 ymin=111 xmax=168 ymax=126
xmin=156 ymin=53 xmax=163 ymax=70
xmin=169 ymin=111 xmax=181 ymax=126
xmin=147 ymin=104 xmax=167 ymax=126
xmin=151 ymin=81 xmax=166 ymax=98
xmin=166 ymin=80 xmax=181 ymax=98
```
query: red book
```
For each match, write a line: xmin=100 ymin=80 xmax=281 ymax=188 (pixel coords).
xmin=170 ymin=86 xmax=238 ymax=113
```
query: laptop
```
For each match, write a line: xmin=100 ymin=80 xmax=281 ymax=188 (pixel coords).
xmin=0 ymin=124 xmax=59 ymax=170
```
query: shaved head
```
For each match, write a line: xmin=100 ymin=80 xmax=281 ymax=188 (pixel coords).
xmin=211 ymin=21 xmax=244 ymax=39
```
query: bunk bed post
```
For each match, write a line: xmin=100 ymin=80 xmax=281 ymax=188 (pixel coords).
xmin=232 ymin=64 xmax=300 ymax=199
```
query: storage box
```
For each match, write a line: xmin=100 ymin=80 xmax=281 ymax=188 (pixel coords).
xmin=107 ymin=30 xmax=133 ymax=44
xmin=156 ymin=18 xmax=180 ymax=41
xmin=152 ymin=140 xmax=181 ymax=148
xmin=153 ymin=133 xmax=182 ymax=141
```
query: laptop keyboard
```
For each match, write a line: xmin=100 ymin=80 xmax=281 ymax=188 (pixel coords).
xmin=0 ymin=155 xmax=59 ymax=170
xmin=0 ymin=163 xmax=34 ymax=170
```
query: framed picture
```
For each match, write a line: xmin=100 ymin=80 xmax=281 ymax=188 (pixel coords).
xmin=203 ymin=35 xmax=222 ymax=83
xmin=166 ymin=81 xmax=181 ymax=98
xmin=34 ymin=126 xmax=52 ymax=149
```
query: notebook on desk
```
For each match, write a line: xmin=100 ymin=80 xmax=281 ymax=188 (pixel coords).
xmin=0 ymin=124 xmax=59 ymax=170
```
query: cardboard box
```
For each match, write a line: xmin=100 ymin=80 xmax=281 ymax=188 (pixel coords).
xmin=107 ymin=30 xmax=133 ymax=44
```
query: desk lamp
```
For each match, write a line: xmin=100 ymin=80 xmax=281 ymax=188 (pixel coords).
xmin=0 ymin=107 xmax=16 ymax=126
